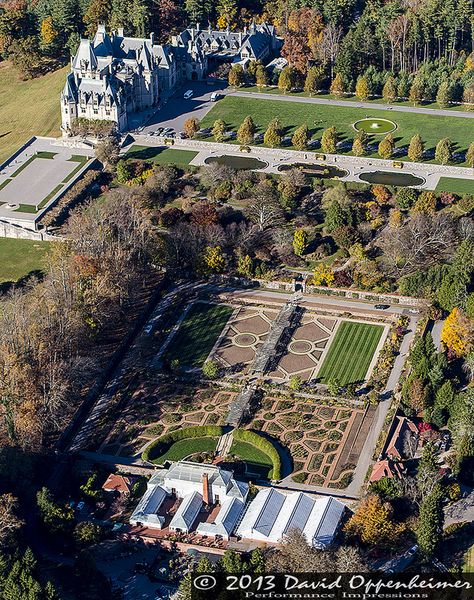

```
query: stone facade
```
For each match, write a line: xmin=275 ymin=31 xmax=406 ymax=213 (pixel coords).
xmin=61 ymin=22 xmax=280 ymax=134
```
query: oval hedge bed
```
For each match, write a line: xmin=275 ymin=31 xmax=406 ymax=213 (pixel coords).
xmin=142 ymin=425 xmax=224 ymax=463
xmin=233 ymin=429 xmax=282 ymax=480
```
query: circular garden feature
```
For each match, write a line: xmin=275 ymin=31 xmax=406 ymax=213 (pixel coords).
xmin=353 ymin=118 xmax=397 ymax=134
xmin=234 ymin=333 xmax=258 ymax=347
xmin=359 ymin=171 xmax=425 ymax=187
xmin=204 ymin=155 xmax=268 ymax=170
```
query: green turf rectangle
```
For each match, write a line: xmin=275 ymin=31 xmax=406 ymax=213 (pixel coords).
xmin=154 ymin=437 xmax=218 ymax=465
xmin=317 ymin=321 xmax=384 ymax=386
xmin=435 ymin=177 xmax=474 ymax=195
xmin=164 ymin=302 xmax=233 ymax=367
xmin=124 ymin=145 xmax=198 ymax=166
xmin=200 ymin=95 xmax=474 ymax=164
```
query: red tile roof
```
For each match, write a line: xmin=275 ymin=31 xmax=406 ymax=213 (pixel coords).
xmin=102 ymin=473 xmax=134 ymax=494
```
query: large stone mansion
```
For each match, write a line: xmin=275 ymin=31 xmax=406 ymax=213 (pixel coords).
xmin=61 ymin=22 xmax=280 ymax=133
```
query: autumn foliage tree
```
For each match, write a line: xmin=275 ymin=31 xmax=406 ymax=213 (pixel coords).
xmin=441 ymin=308 xmax=473 ymax=357
xmin=345 ymin=494 xmax=404 ymax=547
xmin=184 ymin=117 xmax=200 ymax=138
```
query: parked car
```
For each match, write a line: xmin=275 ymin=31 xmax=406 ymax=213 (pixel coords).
xmin=183 ymin=89 xmax=193 ymax=99
xmin=155 ymin=127 xmax=163 ymax=135
xmin=162 ymin=127 xmax=173 ymax=135
xmin=408 ymin=308 xmax=420 ymax=314
xmin=210 ymin=91 xmax=220 ymax=102
xmin=374 ymin=304 xmax=390 ymax=310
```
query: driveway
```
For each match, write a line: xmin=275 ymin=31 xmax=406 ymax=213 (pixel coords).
xmin=140 ymin=81 xmax=228 ymax=134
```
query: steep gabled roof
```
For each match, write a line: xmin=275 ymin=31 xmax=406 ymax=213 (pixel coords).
xmin=73 ymin=39 xmax=98 ymax=71
xmin=169 ymin=491 xmax=202 ymax=531
xmin=197 ymin=497 xmax=244 ymax=538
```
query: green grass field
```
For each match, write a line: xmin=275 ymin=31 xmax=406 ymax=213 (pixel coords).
xmin=201 ymin=96 xmax=474 ymax=163
xmin=0 ymin=63 xmax=68 ymax=165
xmin=317 ymin=321 xmax=384 ymax=386
xmin=124 ymin=145 xmax=198 ymax=166
xmin=435 ymin=177 xmax=474 ymax=195
xmin=152 ymin=437 xmax=218 ymax=465
xmin=230 ymin=440 xmax=273 ymax=479
xmin=0 ymin=238 xmax=51 ymax=284
xmin=164 ymin=302 xmax=233 ymax=367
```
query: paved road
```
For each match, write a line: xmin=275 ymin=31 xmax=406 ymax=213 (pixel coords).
xmin=137 ymin=81 xmax=227 ymax=134
xmin=231 ymin=90 xmax=474 ymax=119
xmin=230 ymin=287 xmax=421 ymax=317
xmin=345 ymin=316 xmax=418 ymax=496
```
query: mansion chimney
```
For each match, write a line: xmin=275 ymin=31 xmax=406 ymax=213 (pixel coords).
xmin=202 ymin=473 xmax=210 ymax=505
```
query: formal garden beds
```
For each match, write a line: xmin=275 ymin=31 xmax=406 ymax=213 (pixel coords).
xmin=98 ymin=382 xmax=237 ymax=457
xmin=247 ymin=393 xmax=376 ymax=488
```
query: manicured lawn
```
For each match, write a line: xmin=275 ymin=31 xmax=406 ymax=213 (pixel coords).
xmin=230 ymin=439 xmax=273 ymax=479
xmin=164 ymin=302 xmax=233 ymax=367
xmin=152 ymin=437 xmax=218 ymax=465
xmin=0 ymin=238 xmax=51 ymax=283
xmin=317 ymin=321 xmax=384 ymax=385
xmin=0 ymin=62 xmax=68 ymax=165
xmin=201 ymin=96 xmax=474 ymax=163
xmin=435 ymin=177 xmax=474 ymax=195
xmin=124 ymin=145 xmax=198 ymax=166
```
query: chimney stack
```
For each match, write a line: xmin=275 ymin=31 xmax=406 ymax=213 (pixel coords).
xmin=202 ymin=473 xmax=210 ymax=505
xmin=118 ymin=27 xmax=124 ymax=37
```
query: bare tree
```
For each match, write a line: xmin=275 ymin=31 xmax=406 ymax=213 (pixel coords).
xmin=320 ymin=24 xmax=343 ymax=79
xmin=378 ymin=213 xmax=457 ymax=277
xmin=0 ymin=494 xmax=24 ymax=546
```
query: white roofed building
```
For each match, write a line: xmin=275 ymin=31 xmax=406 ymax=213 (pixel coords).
xmin=236 ymin=489 xmax=345 ymax=549
xmin=130 ymin=461 xmax=248 ymax=534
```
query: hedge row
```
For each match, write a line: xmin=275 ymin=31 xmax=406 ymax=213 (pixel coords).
xmin=233 ymin=428 xmax=282 ymax=480
xmin=142 ymin=425 xmax=224 ymax=462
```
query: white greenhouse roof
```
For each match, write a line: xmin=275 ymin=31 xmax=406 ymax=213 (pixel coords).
xmin=236 ymin=490 xmax=345 ymax=548
xmin=197 ymin=497 xmax=245 ymax=539
xmin=169 ymin=491 xmax=202 ymax=532
xmin=129 ymin=484 xmax=167 ymax=528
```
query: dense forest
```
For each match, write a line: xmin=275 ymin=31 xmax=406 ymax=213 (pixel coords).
xmin=1 ymin=0 xmax=474 ymax=106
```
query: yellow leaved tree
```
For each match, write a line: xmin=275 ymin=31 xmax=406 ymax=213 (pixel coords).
xmin=441 ymin=307 xmax=473 ymax=357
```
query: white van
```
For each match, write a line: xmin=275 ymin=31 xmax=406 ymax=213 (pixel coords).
xmin=183 ymin=90 xmax=193 ymax=99
xmin=210 ymin=92 xmax=220 ymax=102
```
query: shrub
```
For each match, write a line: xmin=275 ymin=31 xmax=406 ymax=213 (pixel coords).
xmin=233 ymin=429 xmax=282 ymax=480
xmin=142 ymin=425 xmax=224 ymax=462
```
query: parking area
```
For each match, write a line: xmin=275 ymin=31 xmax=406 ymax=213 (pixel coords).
xmin=139 ymin=81 xmax=228 ymax=136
